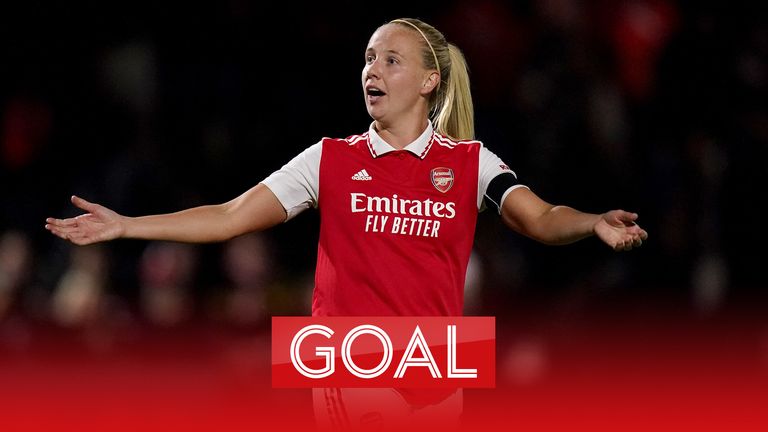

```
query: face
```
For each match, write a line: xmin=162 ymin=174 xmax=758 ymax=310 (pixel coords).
xmin=362 ymin=24 xmax=439 ymax=125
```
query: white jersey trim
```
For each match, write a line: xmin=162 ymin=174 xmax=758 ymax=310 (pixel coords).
xmin=367 ymin=121 xmax=435 ymax=159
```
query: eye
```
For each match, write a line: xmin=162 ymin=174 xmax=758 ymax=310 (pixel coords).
xmin=365 ymin=55 xmax=375 ymax=64
xmin=387 ymin=57 xmax=398 ymax=65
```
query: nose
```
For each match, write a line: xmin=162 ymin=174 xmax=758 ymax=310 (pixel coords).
xmin=364 ymin=59 xmax=381 ymax=80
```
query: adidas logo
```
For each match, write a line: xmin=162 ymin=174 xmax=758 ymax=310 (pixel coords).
xmin=351 ymin=169 xmax=373 ymax=181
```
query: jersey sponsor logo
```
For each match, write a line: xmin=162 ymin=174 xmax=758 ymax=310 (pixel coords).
xmin=350 ymin=193 xmax=456 ymax=218
xmin=499 ymin=164 xmax=511 ymax=171
xmin=272 ymin=316 xmax=496 ymax=388
xmin=351 ymin=169 xmax=373 ymax=181
xmin=350 ymin=193 xmax=456 ymax=238
xmin=431 ymin=167 xmax=454 ymax=193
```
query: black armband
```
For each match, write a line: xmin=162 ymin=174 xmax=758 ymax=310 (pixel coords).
xmin=483 ymin=173 xmax=521 ymax=214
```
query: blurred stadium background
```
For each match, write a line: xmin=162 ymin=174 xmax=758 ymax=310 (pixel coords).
xmin=1 ymin=1 xmax=766 ymax=429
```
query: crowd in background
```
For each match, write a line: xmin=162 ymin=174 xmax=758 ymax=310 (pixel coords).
xmin=2 ymin=1 xmax=767 ymax=381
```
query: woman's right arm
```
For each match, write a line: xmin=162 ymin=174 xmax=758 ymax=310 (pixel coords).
xmin=45 ymin=183 xmax=287 ymax=245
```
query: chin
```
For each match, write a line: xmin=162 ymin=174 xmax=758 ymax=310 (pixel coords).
xmin=366 ymin=107 xmax=385 ymax=121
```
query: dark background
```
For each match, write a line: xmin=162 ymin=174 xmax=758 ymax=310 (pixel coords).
xmin=1 ymin=0 xmax=766 ymax=376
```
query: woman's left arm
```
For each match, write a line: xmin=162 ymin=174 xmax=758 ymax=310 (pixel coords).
xmin=500 ymin=187 xmax=648 ymax=251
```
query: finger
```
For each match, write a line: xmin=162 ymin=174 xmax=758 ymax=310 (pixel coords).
xmin=618 ymin=211 xmax=639 ymax=226
xmin=614 ymin=238 xmax=634 ymax=252
xmin=48 ymin=227 xmax=70 ymax=241
xmin=49 ymin=225 xmax=71 ymax=236
xmin=51 ymin=226 xmax=82 ymax=235
xmin=71 ymin=195 xmax=98 ymax=213
xmin=46 ymin=217 xmax=78 ymax=227
xmin=619 ymin=210 xmax=638 ymax=219
xmin=607 ymin=210 xmax=634 ymax=226
xmin=624 ymin=225 xmax=647 ymax=241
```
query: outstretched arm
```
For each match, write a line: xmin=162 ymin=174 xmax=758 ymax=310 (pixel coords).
xmin=500 ymin=187 xmax=648 ymax=251
xmin=45 ymin=183 xmax=286 ymax=245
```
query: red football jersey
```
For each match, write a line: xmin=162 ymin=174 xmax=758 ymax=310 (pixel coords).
xmin=313 ymin=132 xmax=480 ymax=316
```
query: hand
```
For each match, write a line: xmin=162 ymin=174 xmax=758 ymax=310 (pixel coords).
xmin=593 ymin=210 xmax=648 ymax=252
xmin=45 ymin=196 xmax=126 ymax=245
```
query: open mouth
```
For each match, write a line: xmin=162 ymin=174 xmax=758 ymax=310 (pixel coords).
xmin=366 ymin=87 xmax=386 ymax=98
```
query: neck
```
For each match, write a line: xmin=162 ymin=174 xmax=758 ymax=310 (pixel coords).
xmin=374 ymin=117 xmax=430 ymax=150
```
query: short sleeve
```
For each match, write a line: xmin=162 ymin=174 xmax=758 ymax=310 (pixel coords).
xmin=261 ymin=141 xmax=322 ymax=221
xmin=478 ymin=145 xmax=529 ymax=213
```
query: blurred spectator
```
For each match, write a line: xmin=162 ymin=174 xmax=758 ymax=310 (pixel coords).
xmin=691 ymin=253 xmax=728 ymax=316
xmin=138 ymin=242 xmax=198 ymax=327
xmin=219 ymin=232 xmax=271 ymax=328
xmin=50 ymin=245 xmax=108 ymax=328
xmin=0 ymin=230 xmax=32 ymax=320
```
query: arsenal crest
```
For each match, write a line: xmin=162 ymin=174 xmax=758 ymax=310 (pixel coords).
xmin=430 ymin=167 xmax=454 ymax=193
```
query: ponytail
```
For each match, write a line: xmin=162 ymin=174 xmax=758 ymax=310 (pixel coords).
xmin=389 ymin=18 xmax=475 ymax=141
xmin=434 ymin=44 xmax=474 ymax=140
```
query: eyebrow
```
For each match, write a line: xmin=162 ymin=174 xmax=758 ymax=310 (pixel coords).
xmin=365 ymin=48 xmax=404 ymax=57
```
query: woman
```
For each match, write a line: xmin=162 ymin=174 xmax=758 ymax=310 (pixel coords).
xmin=46 ymin=17 xmax=647 ymax=428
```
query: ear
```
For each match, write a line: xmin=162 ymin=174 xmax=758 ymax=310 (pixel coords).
xmin=420 ymin=71 xmax=440 ymax=96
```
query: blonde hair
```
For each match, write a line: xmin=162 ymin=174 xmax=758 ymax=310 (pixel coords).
xmin=389 ymin=18 xmax=475 ymax=141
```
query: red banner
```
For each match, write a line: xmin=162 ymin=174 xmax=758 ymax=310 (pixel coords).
xmin=272 ymin=316 xmax=495 ymax=388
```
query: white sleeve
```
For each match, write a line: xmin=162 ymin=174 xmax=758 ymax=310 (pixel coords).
xmin=261 ymin=140 xmax=322 ymax=221
xmin=477 ymin=145 xmax=529 ymax=211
